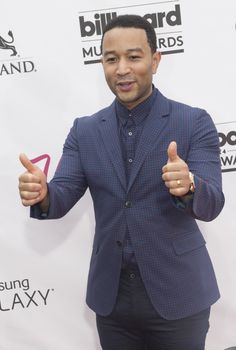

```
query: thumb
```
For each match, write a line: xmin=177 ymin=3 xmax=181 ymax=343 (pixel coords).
xmin=19 ymin=153 xmax=37 ymax=173
xmin=167 ymin=141 xmax=179 ymax=162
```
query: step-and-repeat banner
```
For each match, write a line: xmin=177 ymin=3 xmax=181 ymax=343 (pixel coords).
xmin=1 ymin=0 xmax=235 ymax=349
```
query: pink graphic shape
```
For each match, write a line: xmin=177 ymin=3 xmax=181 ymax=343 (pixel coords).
xmin=30 ymin=154 xmax=51 ymax=176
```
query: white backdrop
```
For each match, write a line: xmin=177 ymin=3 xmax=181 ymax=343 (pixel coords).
xmin=1 ymin=0 xmax=235 ymax=349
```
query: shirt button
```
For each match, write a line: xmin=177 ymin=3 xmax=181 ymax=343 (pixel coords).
xmin=125 ymin=201 xmax=132 ymax=208
xmin=128 ymin=131 xmax=133 ymax=136
xmin=129 ymin=273 xmax=136 ymax=279
xmin=128 ymin=158 xmax=133 ymax=163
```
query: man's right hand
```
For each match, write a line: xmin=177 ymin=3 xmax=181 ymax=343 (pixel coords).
xmin=18 ymin=153 xmax=48 ymax=207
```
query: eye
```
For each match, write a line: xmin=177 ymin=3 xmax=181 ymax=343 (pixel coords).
xmin=129 ymin=55 xmax=141 ymax=61
xmin=105 ymin=56 xmax=117 ymax=63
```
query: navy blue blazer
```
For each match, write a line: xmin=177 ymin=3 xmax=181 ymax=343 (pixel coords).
xmin=32 ymin=88 xmax=224 ymax=320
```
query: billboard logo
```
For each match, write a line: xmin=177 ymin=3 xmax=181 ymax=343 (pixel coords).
xmin=79 ymin=12 xmax=117 ymax=37
xmin=78 ymin=1 xmax=184 ymax=65
xmin=217 ymin=121 xmax=236 ymax=172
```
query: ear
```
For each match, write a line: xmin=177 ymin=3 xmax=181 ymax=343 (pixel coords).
xmin=152 ymin=51 xmax=161 ymax=74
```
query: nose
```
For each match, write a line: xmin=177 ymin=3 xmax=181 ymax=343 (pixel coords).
xmin=116 ymin=58 xmax=130 ymax=76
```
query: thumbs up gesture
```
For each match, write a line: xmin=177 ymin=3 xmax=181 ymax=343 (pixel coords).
xmin=18 ymin=153 xmax=48 ymax=207
xmin=162 ymin=141 xmax=191 ymax=197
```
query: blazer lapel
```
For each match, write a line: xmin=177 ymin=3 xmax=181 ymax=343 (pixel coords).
xmin=127 ymin=91 xmax=170 ymax=193
xmin=98 ymin=102 xmax=126 ymax=191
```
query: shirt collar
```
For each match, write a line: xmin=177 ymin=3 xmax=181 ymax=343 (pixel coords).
xmin=115 ymin=86 xmax=157 ymax=126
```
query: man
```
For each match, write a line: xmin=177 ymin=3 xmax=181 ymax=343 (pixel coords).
xmin=19 ymin=15 xmax=224 ymax=350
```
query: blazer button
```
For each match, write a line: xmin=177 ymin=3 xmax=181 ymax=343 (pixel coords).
xmin=125 ymin=201 xmax=132 ymax=208
xmin=116 ymin=240 xmax=122 ymax=247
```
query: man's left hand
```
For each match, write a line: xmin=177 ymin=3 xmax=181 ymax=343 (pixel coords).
xmin=162 ymin=141 xmax=191 ymax=197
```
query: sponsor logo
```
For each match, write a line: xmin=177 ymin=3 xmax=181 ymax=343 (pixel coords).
xmin=78 ymin=1 xmax=184 ymax=65
xmin=217 ymin=121 xmax=236 ymax=172
xmin=0 ymin=30 xmax=37 ymax=77
xmin=31 ymin=154 xmax=51 ymax=176
xmin=0 ymin=278 xmax=54 ymax=312
xmin=0 ymin=30 xmax=17 ymax=56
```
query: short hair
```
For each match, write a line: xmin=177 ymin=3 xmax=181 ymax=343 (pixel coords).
xmin=101 ymin=14 xmax=157 ymax=54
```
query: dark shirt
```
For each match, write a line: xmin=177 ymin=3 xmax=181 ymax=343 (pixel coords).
xmin=115 ymin=88 xmax=158 ymax=266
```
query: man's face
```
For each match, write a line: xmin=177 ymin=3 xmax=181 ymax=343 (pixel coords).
xmin=101 ymin=27 xmax=161 ymax=110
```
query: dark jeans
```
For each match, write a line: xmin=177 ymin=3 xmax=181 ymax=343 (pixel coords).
xmin=96 ymin=265 xmax=210 ymax=350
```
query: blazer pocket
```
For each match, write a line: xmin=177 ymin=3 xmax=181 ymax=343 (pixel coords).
xmin=172 ymin=232 xmax=206 ymax=255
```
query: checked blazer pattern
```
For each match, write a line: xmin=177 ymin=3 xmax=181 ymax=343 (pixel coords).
xmin=32 ymin=88 xmax=224 ymax=320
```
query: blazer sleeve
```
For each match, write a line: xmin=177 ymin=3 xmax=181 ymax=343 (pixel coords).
xmin=173 ymin=109 xmax=224 ymax=222
xmin=31 ymin=118 xmax=88 ymax=220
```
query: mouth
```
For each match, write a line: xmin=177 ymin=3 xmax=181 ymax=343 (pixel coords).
xmin=117 ymin=81 xmax=135 ymax=92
